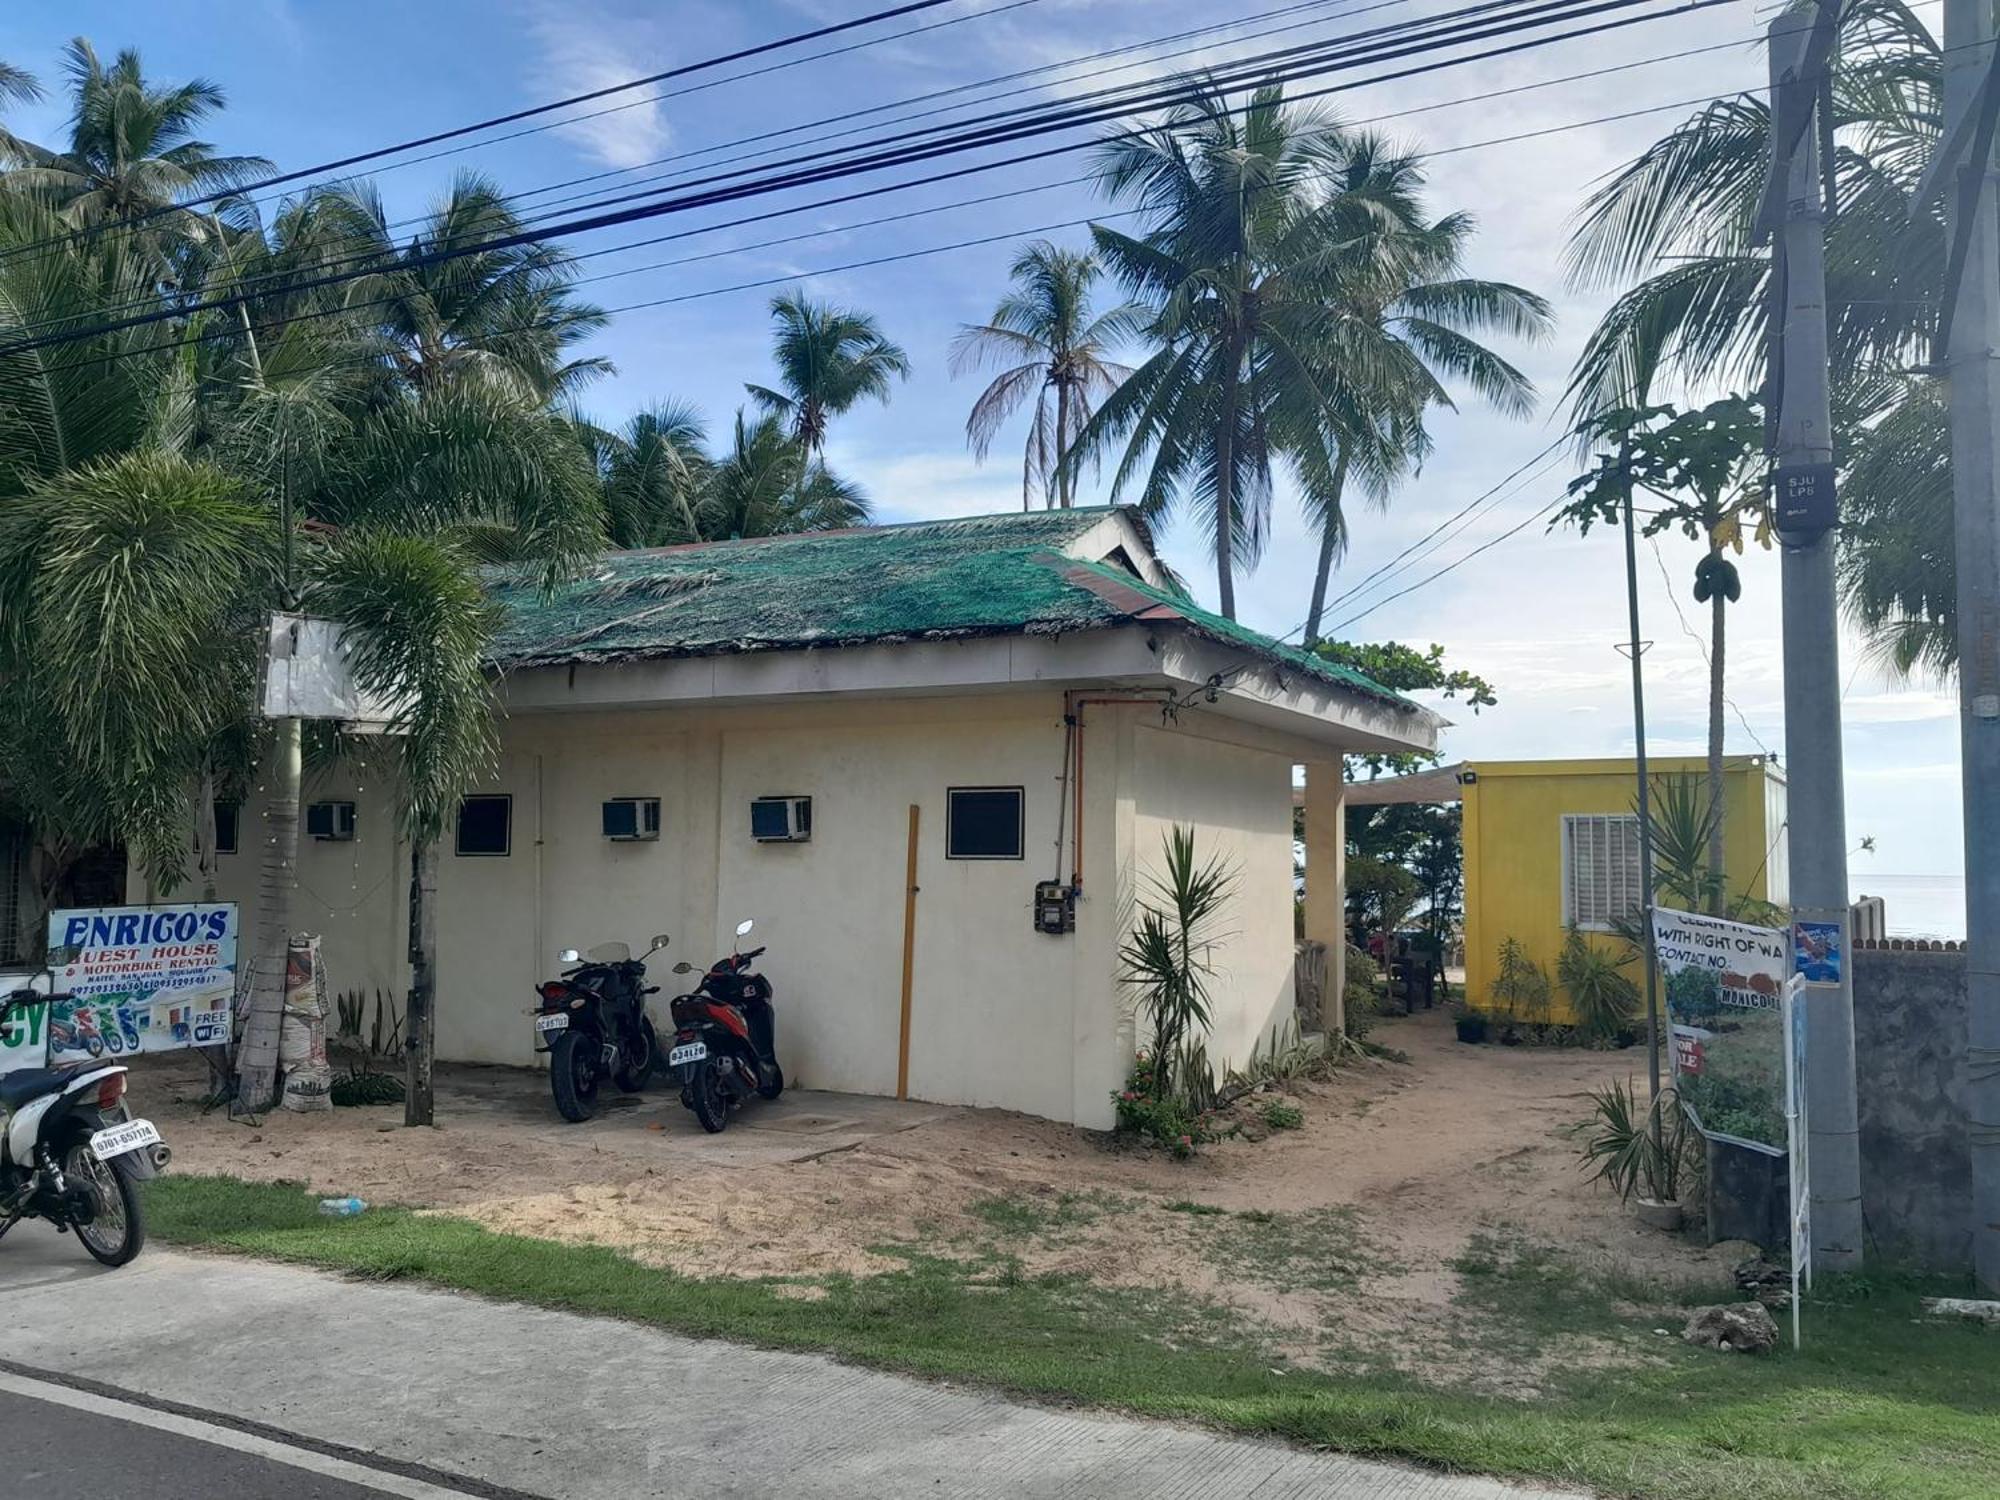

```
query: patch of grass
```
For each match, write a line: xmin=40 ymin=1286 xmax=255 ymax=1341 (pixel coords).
xmin=1259 ymin=1099 xmax=1305 ymax=1131
xmin=146 ymin=1176 xmax=2000 ymax=1500
xmin=967 ymin=1190 xmax=1120 ymax=1239
xmin=1198 ymin=1205 xmax=1381 ymax=1294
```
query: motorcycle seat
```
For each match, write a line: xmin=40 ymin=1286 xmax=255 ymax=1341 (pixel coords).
xmin=0 ymin=1064 xmax=97 ymax=1111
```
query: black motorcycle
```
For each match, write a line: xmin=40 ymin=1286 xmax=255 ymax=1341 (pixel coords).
xmin=532 ymin=935 xmax=667 ymax=1122
xmin=668 ymin=920 xmax=783 ymax=1133
xmin=0 ymin=987 xmax=167 ymax=1267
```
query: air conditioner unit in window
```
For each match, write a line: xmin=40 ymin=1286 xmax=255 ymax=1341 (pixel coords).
xmin=602 ymin=796 xmax=661 ymax=841
xmin=306 ymin=800 xmax=357 ymax=841
xmin=750 ymin=795 xmax=811 ymax=843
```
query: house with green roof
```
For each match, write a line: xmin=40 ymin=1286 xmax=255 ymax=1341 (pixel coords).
xmin=199 ymin=507 xmax=1437 ymax=1127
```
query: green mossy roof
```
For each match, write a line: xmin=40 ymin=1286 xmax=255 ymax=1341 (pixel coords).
xmin=486 ymin=508 xmax=1409 ymax=708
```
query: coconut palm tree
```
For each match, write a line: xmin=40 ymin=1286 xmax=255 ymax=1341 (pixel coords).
xmin=1071 ymin=80 xmax=1541 ymax=620
xmin=313 ymin=173 xmax=612 ymax=402
xmin=0 ymin=39 xmax=271 ymax=236
xmin=596 ymin=403 xmax=711 ymax=547
xmin=702 ymin=411 xmax=870 ymax=539
xmin=746 ymin=290 xmax=910 ymax=457
xmin=1564 ymin=1 xmax=1951 ymax=672
xmin=950 ymin=241 xmax=1139 ymax=509
xmin=0 ymin=59 xmax=38 ymax=161
xmin=1296 ymin=137 xmax=1549 ymax=643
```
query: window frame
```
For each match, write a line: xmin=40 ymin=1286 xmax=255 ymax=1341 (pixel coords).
xmin=213 ymin=799 xmax=241 ymax=856
xmin=945 ymin=785 xmax=1026 ymax=861
xmin=1560 ymin=812 xmax=1645 ymax=932
xmin=455 ymin=794 xmax=514 ymax=858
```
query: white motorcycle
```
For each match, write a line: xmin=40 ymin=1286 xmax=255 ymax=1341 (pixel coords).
xmin=0 ymin=987 xmax=167 ymax=1267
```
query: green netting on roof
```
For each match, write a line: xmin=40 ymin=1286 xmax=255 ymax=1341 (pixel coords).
xmin=1059 ymin=559 xmax=1410 ymax=707
xmin=487 ymin=509 xmax=1121 ymax=667
xmin=484 ymin=507 xmax=1411 ymax=710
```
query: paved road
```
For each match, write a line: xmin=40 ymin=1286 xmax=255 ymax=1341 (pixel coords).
xmin=0 ymin=1221 xmax=1579 ymax=1499
xmin=0 ymin=1386 xmax=484 ymax=1499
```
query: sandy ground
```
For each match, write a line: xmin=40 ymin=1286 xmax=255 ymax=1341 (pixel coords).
xmin=137 ymin=1009 xmax=1744 ymax=1394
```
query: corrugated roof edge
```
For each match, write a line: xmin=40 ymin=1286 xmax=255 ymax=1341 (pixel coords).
xmin=1054 ymin=559 xmax=1417 ymax=710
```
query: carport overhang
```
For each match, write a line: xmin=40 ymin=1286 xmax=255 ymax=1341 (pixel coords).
xmin=492 ymin=621 xmax=1440 ymax=762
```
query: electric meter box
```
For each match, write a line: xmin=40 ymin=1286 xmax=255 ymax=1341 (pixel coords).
xmin=1033 ymin=880 xmax=1076 ymax=935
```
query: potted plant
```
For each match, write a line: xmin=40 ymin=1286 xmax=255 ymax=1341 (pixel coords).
xmin=1580 ymin=1078 xmax=1695 ymax=1231
xmin=1453 ymin=1006 xmax=1488 ymax=1044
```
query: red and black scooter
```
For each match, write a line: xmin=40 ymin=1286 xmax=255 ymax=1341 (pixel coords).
xmin=667 ymin=920 xmax=784 ymax=1133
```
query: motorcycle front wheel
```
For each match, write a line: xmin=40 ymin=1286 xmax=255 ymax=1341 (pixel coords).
xmin=688 ymin=1060 xmax=730 ymax=1134
xmin=613 ymin=1019 xmax=657 ymax=1093
xmin=550 ymin=1031 xmax=599 ymax=1123
xmin=64 ymin=1141 xmax=146 ymax=1268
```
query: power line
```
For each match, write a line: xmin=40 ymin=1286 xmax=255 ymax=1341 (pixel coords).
xmin=9 ymin=0 xmax=1768 ymax=341
xmin=25 ymin=73 xmax=1776 ymax=385
xmin=1324 ymin=470 xmax=1573 ymax=634
xmin=0 ymin=0 xmax=991 ymax=265
xmin=0 ymin=0 xmax=1748 ymax=361
xmin=0 ymin=0 xmax=1381 ymax=282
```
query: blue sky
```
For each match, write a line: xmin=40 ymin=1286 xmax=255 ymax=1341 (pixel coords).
xmin=0 ymin=0 xmax=1965 ymax=934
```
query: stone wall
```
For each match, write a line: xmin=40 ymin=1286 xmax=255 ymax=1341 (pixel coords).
xmin=1853 ymin=946 xmax=1970 ymax=1271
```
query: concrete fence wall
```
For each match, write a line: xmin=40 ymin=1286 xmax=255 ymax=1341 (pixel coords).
xmin=1853 ymin=946 xmax=1971 ymax=1271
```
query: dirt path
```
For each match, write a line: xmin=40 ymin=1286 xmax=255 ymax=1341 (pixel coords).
xmin=147 ymin=1009 xmax=1742 ymax=1392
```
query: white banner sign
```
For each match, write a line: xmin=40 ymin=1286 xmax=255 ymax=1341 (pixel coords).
xmin=45 ymin=904 xmax=238 ymax=1064
xmin=1651 ymin=905 xmax=1789 ymax=1148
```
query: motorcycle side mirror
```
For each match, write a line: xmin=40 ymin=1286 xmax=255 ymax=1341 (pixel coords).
xmin=671 ymin=961 xmax=695 ymax=974
xmin=558 ymin=948 xmax=581 ymax=964
xmin=735 ymin=919 xmax=755 ymax=937
xmin=649 ymin=933 xmax=672 ymax=951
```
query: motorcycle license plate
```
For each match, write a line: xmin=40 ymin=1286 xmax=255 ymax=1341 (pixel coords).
xmin=90 ymin=1118 xmax=162 ymax=1162
xmin=668 ymin=1041 xmax=707 ymax=1067
xmin=534 ymin=1013 xmax=569 ymax=1033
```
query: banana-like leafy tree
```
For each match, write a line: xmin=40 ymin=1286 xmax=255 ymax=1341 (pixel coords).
xmin=1560 ymin=396 xmax=1768 ymax=909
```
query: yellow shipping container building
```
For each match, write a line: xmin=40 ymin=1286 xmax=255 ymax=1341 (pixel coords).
xmin=1461 ymin=756 xmax=1788 ymax=1025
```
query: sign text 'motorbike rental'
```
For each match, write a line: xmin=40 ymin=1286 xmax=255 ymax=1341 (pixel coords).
xmin=41 ymin=903 xmax=238 ymax=1065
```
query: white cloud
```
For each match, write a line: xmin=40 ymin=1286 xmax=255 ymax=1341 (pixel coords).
xmin=518 ymin=0 xmax=673 ymax=170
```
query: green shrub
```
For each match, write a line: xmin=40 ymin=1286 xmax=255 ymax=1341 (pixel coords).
xmin=1579 ymin=1078 xmax=1698 ymax=1204
xmin=1680 ymin=1071 xmax=1786 ymax=1144
xmin=1490 ymin=936 xmax=1553 ymax=1028
xmin=1259 ymin=1098 xmax=1304 ymax=1131
xmin=1112 ymin=1053 xmax=1204 ymax=1158
xmin=1342 ymin=944 xmax=1380 ymax=1039
xmin=1557 ymin=929 xmax=1639 ymax=1044
xmin=330 ymin=1068 xmax=405 ymax=1107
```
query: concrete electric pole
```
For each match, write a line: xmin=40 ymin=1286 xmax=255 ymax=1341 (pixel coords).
xmin=1768 ymin=12 xmax=1864 ymax=1273
xmin=1941 ymin=0 xmax=2000 ymax=1295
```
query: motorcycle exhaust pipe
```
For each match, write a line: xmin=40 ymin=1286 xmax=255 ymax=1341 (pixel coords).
xmin=150 ymin=1144 xmax=173 ymax=1172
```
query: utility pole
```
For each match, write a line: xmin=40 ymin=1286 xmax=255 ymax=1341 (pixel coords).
xmin=1942 ymin=0 xmax=2000 ymax=1295
xmin=1620 ymin=446 xmax=1663 ymax=1104
xmin=1769 ymin=14 xmax=1863 ymax=1273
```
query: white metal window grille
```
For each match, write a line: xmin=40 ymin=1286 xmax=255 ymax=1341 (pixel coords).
xmin=1562 ymin=814 xmax=1644 ymax=931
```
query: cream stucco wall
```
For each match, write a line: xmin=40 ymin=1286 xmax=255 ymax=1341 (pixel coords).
xmin=175 ymin=687 xmax=1324 ymax=1128
xmin=1129 ymin=722 xmax=1300 ymax=1081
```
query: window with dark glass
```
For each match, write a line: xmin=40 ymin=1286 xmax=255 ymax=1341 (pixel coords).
xmin=214 ymin=800 xmax=240 ymax=856
xmin=456 ymin=795 xmax=512 ymax=857
xmin=946 ymin=787 xmax=1024 ymax=860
